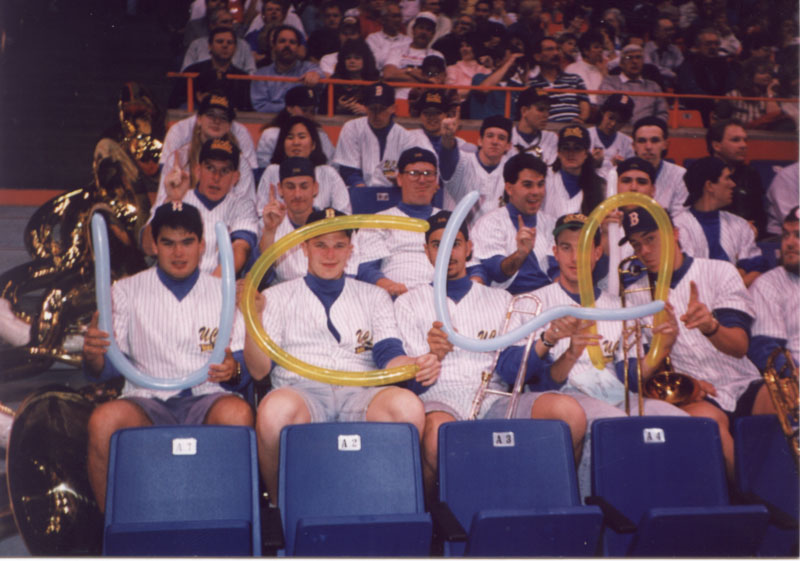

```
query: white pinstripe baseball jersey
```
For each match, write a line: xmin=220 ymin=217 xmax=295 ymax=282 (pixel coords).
xmin=332 ymin=117 xmax=435 ymax=187
xmin=673 ymin=209 xmax=762 ymax=265
xmin=260 ymin=276 xmax=402 ymax=388
xmin=472 ymin=206 xmax=555 ymax=291
xmin=151 ymin=142 xmax=257 ymax=219
xmin=160 ymin=115 xmax=257 ymax=169
xmin=394 ymin=282 xmax=513 ymax=419
xmin=625 ymin=256 xmax=760 ymax=411
xmin=255 ymin=163 xmax=352 ymax=218
xmin=541 ymin=168 xmax=587 ymax=220
xmin=765 ymin=162 xmax=799 ymax=236
xmin=266 ymin=215 xmax=360 ymax=284
xmin=112 ymin=267 xmax=244 ymax=400
xmin=654 ymin=160 xmax=689 ymax=218
xmin=508 ymin=282 xmax=630 ymax=406
xmin=749 ymin=266 xmax=800 ymax=363
xmin=182 ymin=189 xmax=259 ymax=274
xmin=352 ymin=205 xmax=441 ymax=288
xmin=443 ymin=150 xmax=511 ymax=226
xmin=510 ymin=128 xmax=558 ymax=165
xmin=588 ymin=127 xmax=634 ymax=177
xmin=255 ymin=126 xmax=336 ymax=169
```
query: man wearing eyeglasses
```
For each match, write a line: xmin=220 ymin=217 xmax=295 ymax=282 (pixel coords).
xmin=599 ymin=44 xmax=668 ymax=125
xmin=354 ymin=148 xmax=443 ymax=297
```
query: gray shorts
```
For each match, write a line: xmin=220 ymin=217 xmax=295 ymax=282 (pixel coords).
xmin=484 ymin=391 xmax=547 ymax=419
xmin=124 ymin=393 xmax=230 ymax=425
xmin=275 ymin=380 xmax=386 ymax=423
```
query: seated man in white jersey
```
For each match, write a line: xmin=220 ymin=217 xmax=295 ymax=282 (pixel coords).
xmin=146 ymin=138 xmax=259 ymax=277
xmin=243 ymin=208 xmax=441 ymax=501
xmin=620 ymin=206 xmax=775 ymax=478
xmin=631 ymin=116 xmax=688 ymax=218
xmin=513 ymin=213 xmax=686 ymax=494
xmin=259 ymin=157 xmax=357 ymax=285
xmin=511 ymin=87 xmax=558 ymax=165
xmin=355 ymin=148 xmax=447 ymax=297
xmin=588 ymin=94 xmax=635 ymax=178
xmin=83 ymin=202 xmax=254 ymax=511
xmin=332 ymin=82 xmax=434 ymax=187
xmin=748 ymin=207 xmax=800 ymax=372
xmin=440 ymin=114 xmax=513 ymax=225
xmin=472 ymin=153 xmax=557 ymax=295
xmin=395 ymin=211 xmax=587 ymax=496
xmin=675 ymin=156 xmax=768 ymax=288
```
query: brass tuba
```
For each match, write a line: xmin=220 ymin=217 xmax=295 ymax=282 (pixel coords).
xmin=763 ymin=348 xmax=799 ymax=458
xmin=618 ymin=256 xmax=700 ymax=415
xmin=469 ymin=294 xmax=543 ymax=420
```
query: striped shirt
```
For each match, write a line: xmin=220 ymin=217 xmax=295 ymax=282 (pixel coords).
xmin=113 ymin=268 xmax=244 ymax=400
xmin=443 ymin=150 xmax=512 ymax=227
xmin=255 ymin=163 xmax=352 ymax=221
xmin=749 ymin=266 xmax=800 ymax=365
xmin=674 ymin=209 xmax=764 ymax=270
xmin=654 ymin=160 xmax=689 ymax=218
xmin=510 ymin=127 xmax=559 ymax=165
xmin=528 ymin=71 xmax=589 ymax=123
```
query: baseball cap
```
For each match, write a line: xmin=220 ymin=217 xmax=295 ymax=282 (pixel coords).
xmin=421 ymin=55 xmax=446 ymax=76
xmin=398 ymin=147 xmax=437 ymax=173
xmin=198 ymin=91 xmax=235 ymax=121
xmin=151 ymin=201 xmax=204 ymax=241
xmin=619 ymin=207 xmax=661 ymax=245
xmin=621 ymin=43 xmax=643 ymax=56
xmin=341 ymin=15 xmax=359 ymax=30
xmin=617 ymin=157 xmax=656 ymax=183
xmin=364 ymin=82 xmax=395 ymax=106
xmin=517 ymin=86 xmax=551 ymax=109
xmin=285 ymin=85 xmax=318 ymax=108
xmin=558 ymin=124 xmax=590 ymax=150
xmin=600 ymin=93 xmax=635 ymax=123
xmin=552 ymin=212 xmax=599 ymax=244
xmin=683 ymin=156 xmax=728 ymax=207
xmin=413 ymin=11 xmax=437 ymax=27
xmin=426 ymin=210 xmax=469 ymax=242
xmin=414 ymin=89 xmax=448 ymax=113
xmin=199 ymin=138 xmax=240 ymax=168
xmin=279 ymin=156 xmax=315 ymax=181
xmin=306 ymin=207 xmax=354 ymax=237
xmin=785 ymin=206 xmax=799 ymax=224
xmin=480 ymin=114 xmax=513 ymax=137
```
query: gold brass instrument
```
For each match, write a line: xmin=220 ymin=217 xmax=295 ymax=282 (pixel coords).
xmin=469 ymin=294 xmax=543 ymax=420
xmin=763 ymin=348 xmax=799 ymax=458
xmin=618 ymin=256 xmax=700 ymax=415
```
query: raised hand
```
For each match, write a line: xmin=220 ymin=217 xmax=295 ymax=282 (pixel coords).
xmin=165 ymin=151 xmax=190 ymax=202
xmin=262 ymin=183 xmax=287 ymax=233
xmin=679 ymin=281 xmax=716 ymax=334
xmin=515 ymin=214 xmax=536 ymax=255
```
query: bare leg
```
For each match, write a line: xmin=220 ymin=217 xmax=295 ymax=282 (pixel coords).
xmin=87 ymin=400 xmax=152 ymax=512
xmin=365 ymin=387 xmax=426 ymax=433
xmin=530 ymin=393 xmax=587 ymax=464
xmin=421 ymin=411 xmax=455 ymax=504
xmin=682 ymin=401 xmax=734 ymax=480
xmin=255 ymin=388 xmax=311 ymax=504
xmin=205 ymin=394 xmax=254 ymax=426
xmin=751 ymin=384 xmax=777 ymax=415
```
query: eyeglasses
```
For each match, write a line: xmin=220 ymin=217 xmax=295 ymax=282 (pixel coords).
xmin=404 ymin=169 xmax=436 ymax=178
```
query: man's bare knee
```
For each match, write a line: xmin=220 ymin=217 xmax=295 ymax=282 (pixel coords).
xmin=206 ymin=395 xmax=254 ymax=426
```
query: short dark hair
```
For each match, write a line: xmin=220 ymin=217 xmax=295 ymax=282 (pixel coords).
xmin=208 ymin=26 xmax=236 ymax=44
xmin=577 ymin=29 xmax=604 ymax=55
xmin=632 ymin=116 xmax=669 ymax=140
xmin=706 ymin=118 xmax=745 ymax=156
xmin=270 ymin=24 xmax=302 ymax=44
xmin=503 ymin=152 xmax=548 ymax=183
xmin=271 ymin=115 xmax=327 ymax=165
xmin=151 ymin=202 xmax=204 ymax=241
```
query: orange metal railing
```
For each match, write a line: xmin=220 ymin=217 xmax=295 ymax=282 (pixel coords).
xmin=167 ymin=71 xmax=799 ymax=125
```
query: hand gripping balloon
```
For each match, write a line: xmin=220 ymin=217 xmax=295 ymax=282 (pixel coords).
xmin=578 ymin=191 xmax=674 ymax=370
xmin=432 ymin=191 xmax=665 ymax=353
xmin=91 ymin=213 xmax=236 ymax=390
xmin=240 ymin=214 xmax=429 ymax=386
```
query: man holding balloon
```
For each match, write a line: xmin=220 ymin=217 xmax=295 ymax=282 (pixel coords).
xmin=83 ymin=203 xmax=254 ymax=511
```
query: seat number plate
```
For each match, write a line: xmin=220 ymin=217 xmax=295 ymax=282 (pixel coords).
xmin=492 ymin=431 xmax=515 ymax=447
xmin=643 ymin=428 xmax=666 ymax=443
xmin=338 ymin=434 xmax=361 ymax=451
xmin=172 ymin=437 xmax=197 ymax=455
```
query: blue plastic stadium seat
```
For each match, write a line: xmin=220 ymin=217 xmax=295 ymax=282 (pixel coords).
xmin=103 ymin=425 xmax=260 ymax=556
xmin=437 ymin=419 xmax=602 ymax=557
xmin=349 ymin=186 xmax=444 ymax=215
xmin=734 ymin=414 xmax=799 ymax=556
xmin=278 ymin=422 xmax=432 ymax=556
xmin=589 ymin=416 xmax=769 ymax=556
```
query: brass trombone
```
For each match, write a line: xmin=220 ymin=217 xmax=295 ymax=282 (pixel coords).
xmin=618 ymin=256 xmax=700 ymax=415
xmin=763 ymin=348 xmax=799 ymax=459
xmin=469 ymin=294 xmax=543 ymax=420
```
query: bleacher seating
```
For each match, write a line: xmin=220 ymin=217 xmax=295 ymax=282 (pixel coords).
xmin=277 ymin=422 xmax=432 ymax=556
xmin=435 ymin=419 xmax=602 ymax=557
xmin=734 ymin=414 xmax=800 ymax=557
xmin=103 ymin=425 xmax=261 ymax=556
xmin=588 ymin=416 xmax=769 ymax=557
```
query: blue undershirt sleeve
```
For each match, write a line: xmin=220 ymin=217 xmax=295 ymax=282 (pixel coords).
xmin=373 ymin=337 xmax=406 ymax=369
xmin=495 ymin=346 xmax=560 ymax=390
xmin=715 ymin=308 xmax=753 ymax=339
xmin=339 ymin=164 xmax=366 ymax=187
xmin=481 ymin=255 xmax=510 ymax=283
xmin=747 ymin=335 xmax=787 ymax=372
xmin=357 ymin=260 xmax=386 ymax=284
xmin=439 ymin=144 xmax=460 ymax=181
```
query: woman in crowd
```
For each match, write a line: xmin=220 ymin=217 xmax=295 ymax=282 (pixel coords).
xmin=445 ymin=31 xmax=492 ymax=111
xmin=325 ymin=39 xmax=380 ymax=116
